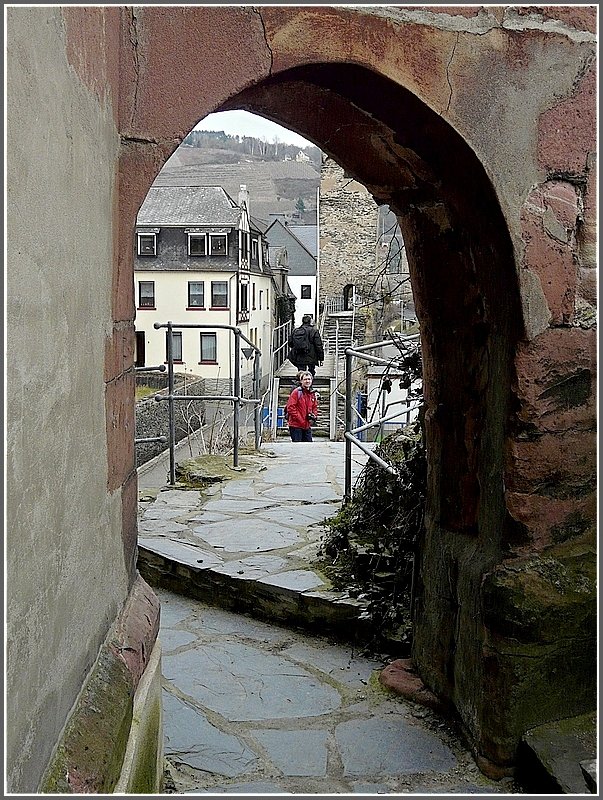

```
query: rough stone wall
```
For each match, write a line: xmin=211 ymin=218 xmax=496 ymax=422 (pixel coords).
xmin=319 ymin=156 xmax=379 ymax=300
xmin=135 ymin=376 xmax=206 ymax=465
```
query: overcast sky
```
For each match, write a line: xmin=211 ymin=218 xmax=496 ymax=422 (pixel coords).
xmin=194 ymin=110 xmax=314 ymax=148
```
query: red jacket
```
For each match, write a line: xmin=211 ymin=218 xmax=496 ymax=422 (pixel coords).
xmin=285 ymin=386 xmax=318 ymax=429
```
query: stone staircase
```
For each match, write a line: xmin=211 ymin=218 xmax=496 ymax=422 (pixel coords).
xmin=270 ymin=310 xmax=366 ymax=440
xmin=321 ymin=310 xmax=367 ymax=435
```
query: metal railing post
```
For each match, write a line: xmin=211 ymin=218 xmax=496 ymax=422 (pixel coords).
xmin=166 ymin=321 xmax=176 ymax=486
xmin=253 ymin=350 xmax=261 ymax=449
xmin=344 ymin=348 xmax=353 ymax=503
xmin=233 ymin=329 xmax=241 ymax=467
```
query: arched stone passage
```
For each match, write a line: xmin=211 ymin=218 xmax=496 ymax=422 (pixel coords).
xmin=7 ymin=5 xmax=595 ymax=792
xmin=221 ymin=62 xmax=524 ymax=772
xmin=114 ymin=4 xmax=596 ymax=773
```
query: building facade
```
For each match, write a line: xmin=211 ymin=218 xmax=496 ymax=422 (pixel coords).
xmin=265 ymin=218 xmax=318 ymax=326
xmin=134 ymin=185 xmax=274 ymax=392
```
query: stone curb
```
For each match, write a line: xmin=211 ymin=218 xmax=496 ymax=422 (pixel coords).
xmin=137 ymin=544 xmax=374 ymax=645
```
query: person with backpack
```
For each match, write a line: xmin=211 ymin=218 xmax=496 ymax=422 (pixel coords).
xmin=288 ymin=314 xmax=324 ymax=377
xmin=284 ymin=371 xmax=319 ymax=442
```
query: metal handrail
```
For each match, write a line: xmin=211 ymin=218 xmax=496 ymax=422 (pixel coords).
xmin=153 ymin=321 xmax=261 ymax=484
xmin=343 ymin=335 xmax=421 ymax=502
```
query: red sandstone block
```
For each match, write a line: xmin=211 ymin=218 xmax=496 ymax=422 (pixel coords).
xmin=513 ymin=327 xmax=596 ymax=433
xmin=105 ymin=322 xmax=135 ymax=384
xmin=505 ymin=490 xmax=596 ymax=550
xmin=121 ymin=6 xmax=270 ymax=141
xmin=379 ymin=658 xmax=448 ymax=713
xmin=505 ymin=431 xmax=596 ymax=494
xmin=109 ymin=573 xmax=160 ymax=685
xmin=521 ymin=182 xmax=580 ymax=324
xmin=105 ymin=372 xmax=135 ymax=492
xmin=538 ymin=64 xmax=596 ymax=175
xmin=121 ymin=470 xmax=139 ymax=579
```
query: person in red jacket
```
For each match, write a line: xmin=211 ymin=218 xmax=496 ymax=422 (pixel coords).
xmin=285 ymin=370 xmax=319 ymax=442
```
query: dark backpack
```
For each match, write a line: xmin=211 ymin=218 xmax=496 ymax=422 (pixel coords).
xmin=291 ymin=325 xmax=311 ymax=357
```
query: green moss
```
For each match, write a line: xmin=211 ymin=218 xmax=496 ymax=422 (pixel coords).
xmin=136 ymin=386 xmax=157 ymax=401
xmin=127 ymin=700 xmax=163 ymax=793
xmin=40 ymin=648 xmax=134 ymax=793
xmin=483 ymin=531 xmax=596 ymax=642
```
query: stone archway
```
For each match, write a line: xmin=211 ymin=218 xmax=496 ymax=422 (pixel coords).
xmin=115 ymin=5 xmax=596 ymax=773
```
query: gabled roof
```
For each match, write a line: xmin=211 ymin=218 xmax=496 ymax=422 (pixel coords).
xmin=265 ymin=219 xmax=316 ymax=277
xmin=137 ymin=185 xmax=240 ymax=227
xmin=288 ymin=225 xmax=317 ymax=258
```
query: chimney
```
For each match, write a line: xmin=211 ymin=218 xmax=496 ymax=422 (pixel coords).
xmin=238 ymin=184 xmax=249 ymax=214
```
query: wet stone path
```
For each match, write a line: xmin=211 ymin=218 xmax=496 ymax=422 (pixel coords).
xmin=159 ymin=588 xmax=514 ymax=795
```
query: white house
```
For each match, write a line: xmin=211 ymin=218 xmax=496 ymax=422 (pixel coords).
xmin=134 ymin=185 xmax=274 ymax=394
xmin=264 ymin=219 xmax=318 ymax=326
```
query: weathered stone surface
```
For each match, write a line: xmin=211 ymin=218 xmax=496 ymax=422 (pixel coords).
xmin=40 ymin=576 xmax=161 ymax=793
xmin=319 ymin=156 xmax=380 ymax=298
xmin=163 ymin=692 xmax=257 ymax=777
xmin=479 ymin=535 xmax=596 ymax=765
xmin=379 ymin=659 xmax=449 ymax=714
xmin=257 ymin=569 xmax=325 ymax=592
xmin=40 ymin=648 xmax=133 ymax=793
xmin=192 ymin=518 xmax=301 ymax=552
xmin=505 ymin=430 xmax=595 ymax=495
xmin=105 ymin=321 xmax=135 ymax=384
xmin=162 ymin=641 xmax=342 ymax=721
xmin=538 ymin=62 xmax=596 ymax=175
xmin=520 ymin=182 xmax=580 ymax=324
xmin=517 ymin=712 xmax=596 ymax=794
xmin=110 ymin=574 xmax=161 ymax=685
xmin=105 ymin=370 xmax=136 ymax=492
xmin=335 ymin=717 xmax=458 ymax=776
xmin=505 ymin=490 xmax=596 ymax=549
xmin=511 ymin=326 xmax=596 ymax=433
xmin=250 ymin=729 xmax=328 ymax=777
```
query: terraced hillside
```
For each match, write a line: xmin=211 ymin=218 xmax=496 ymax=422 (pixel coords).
xmin=156 ymin=146 xmax=320 ymax=224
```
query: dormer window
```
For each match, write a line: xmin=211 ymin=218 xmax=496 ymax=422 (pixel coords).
xmin=251 ymin=238 xmax=258 ymax=260
xmin=188 ymin=233 xmax=207 ymax=256
xmin=137 ymin=232 xmax=157 ymax=256
xmin=210 ymin=234 xmax=227 ymax=256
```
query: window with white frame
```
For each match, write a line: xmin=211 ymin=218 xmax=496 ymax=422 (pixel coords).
xmin=251 ymin=238 xmax=258 ymax=260
xmin=138 ymin=281 xmax=155 ymax=308
xmin=252 ymin=283 xmax=256 ymax=310
xmin=166 ymin=331 xmax=182 ymax=362
xmin=240 ymin=283 xmax=249 ymax=313
xmin=188 ymin=281 xmax=204 ymax=308
xmin=200 ymin=333 xmax=217 ymax=363
xmin=301 ymin=285 xmax=312 ymax=299
xmin=209 ymin=234 xmax=227 ymax=256
xmin=188 ymin=233 xmax=207 ymax=256
xmin=137 ymin=233 xmax=157 ymax=256
xmin=259 ymin=290 xmax=263 ymax=310
xmin=211 ymin=281 xmax=228 ymax=308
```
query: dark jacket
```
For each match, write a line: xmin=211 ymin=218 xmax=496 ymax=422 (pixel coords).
xmin=288 ymin=323 xmax=324 ymax=366
xmin=285 ymin=386 xmax=319 ymax=430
